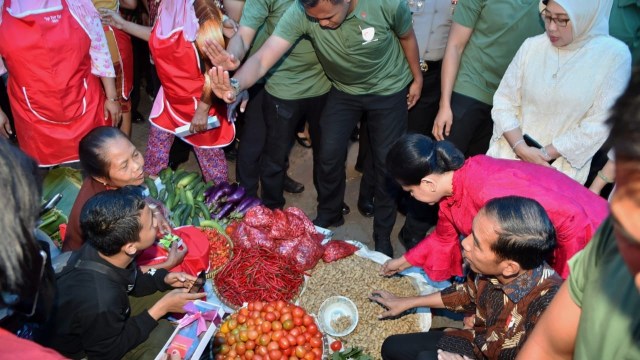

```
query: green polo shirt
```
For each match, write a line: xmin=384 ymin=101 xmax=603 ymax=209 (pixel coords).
xmin=240 ymin=0 xmax=330 ymax=99
xmin=452 ymin=0 xmax=543 ymax=105
xmin=274 ymin=0 xmax=413 ymax=96
xmin=609 ymin=0 xmax=640 ymax=65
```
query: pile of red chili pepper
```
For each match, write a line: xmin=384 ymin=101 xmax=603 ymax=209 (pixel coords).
xmin=214 ymin=246 xmax=305 ymax=308
xmin=201 ymin=227 xmax=232 ymax=273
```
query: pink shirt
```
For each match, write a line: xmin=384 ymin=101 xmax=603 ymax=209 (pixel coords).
xmin=404 ymin=155 xmax=608 ymax=281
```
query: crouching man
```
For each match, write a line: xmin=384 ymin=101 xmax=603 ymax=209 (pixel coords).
xmin=43 ymin=187 xmax=205 ymax=360
xmin=371 ymin=196 xmax=562 ymax=360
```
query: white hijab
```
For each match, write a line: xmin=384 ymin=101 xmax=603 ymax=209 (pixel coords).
xmin=540 ymin=0 xmax=613 ymax=50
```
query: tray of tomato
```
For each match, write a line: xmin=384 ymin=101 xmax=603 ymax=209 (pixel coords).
xmin=214 ymin=300 xmax=325 ymax=360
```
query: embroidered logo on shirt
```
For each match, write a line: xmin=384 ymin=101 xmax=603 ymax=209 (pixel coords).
xmin=44 ymin=14 xmax=62 ymax=23
xmin=359 ymin=26 xmax=378 ymax=45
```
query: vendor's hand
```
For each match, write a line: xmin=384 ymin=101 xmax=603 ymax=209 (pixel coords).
xmin=380 ymin=256 xmax=411 ymax=276
xmin=189 ymin=108 xmax=208 ymax=133
xmin=164 ymin=271 xmax=197 ymax=288
xmin=368 ymin=290 xmax=412 ymax=318
xmin=164 ymin=242 xmax=188 ymax=269
xmin=227 ymin=90 xmax=249 ymax=122
xmin=222 ymin=18 xmax=239 ymax=38
xmin=407 ymin=79 xmax=422 ymax=110
xmin=153 ymin=210 xmax=172 ymax=235
xmin=209 ymin=67 xmax=236 ymax=103
xmin=202 ymin=40 xmax=241 ymax=71
xmin=99 ymin=8 xmax=126 ymax=30
xmin=161 ymin=350 xmax=183 ymax=360
xmin=437 ymin=350 xmax=472 ymax=360
xmin=104 ymin=98 xmax=122 ymax=127
xmin=432 ymin=106 xmax=453 ymax=141
xmin=514 ymin=145 xmax=551 ymax=166
xmin=149 ymin=289 xmax=206 ymax=319
xmin=0 ymin=109 xmax=12 ymax=138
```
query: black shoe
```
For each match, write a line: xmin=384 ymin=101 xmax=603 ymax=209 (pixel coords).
xmin=313 ymin=215 xmax=345 ymax=228
xmin=357 ymin=197 xmax=374 ymax=218
xmin=284 ymin=175 xmax=305 ymax=193
xmin=373 ymin=233 xmax=393 ymax=257
xmin=342 ymin=202 xmax=351 ymax=215
xmin=398 ymin=226 xmax=423 ymax=251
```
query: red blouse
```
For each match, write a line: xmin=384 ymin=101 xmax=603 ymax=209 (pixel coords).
xmin=404 ymin=155 xmax=608 ymax=281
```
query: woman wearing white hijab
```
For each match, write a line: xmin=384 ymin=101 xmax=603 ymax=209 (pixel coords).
xmin=486 ymin=0 xmax=631 ymax=184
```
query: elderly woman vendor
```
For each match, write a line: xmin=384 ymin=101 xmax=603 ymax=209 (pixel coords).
xmin=63 ymin=127 xmax=185 ymax=271
xmin=382 ymin=134 xmax=607 ymax=283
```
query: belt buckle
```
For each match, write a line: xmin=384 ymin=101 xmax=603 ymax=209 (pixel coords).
xmin=420 ymin=59 xmax=429 ymax=73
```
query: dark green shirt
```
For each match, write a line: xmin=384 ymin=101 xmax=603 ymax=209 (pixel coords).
xmin=609 ymin=0 xmax=640 ymax=65
xmin=274 ymin=0 xmax=413 ymax=95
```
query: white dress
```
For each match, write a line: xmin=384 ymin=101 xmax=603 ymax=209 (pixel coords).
xmin=486 ymin=33 xmax=630 ymax=184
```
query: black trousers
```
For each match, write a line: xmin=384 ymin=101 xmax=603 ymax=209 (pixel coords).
xmin=381 ymin=331 xmax=445 ymax=360
xmin=446 ymin=92 xmax=493 ymax=157
xmin=235 ymin=84 xmax=266 ymax=197
xmin=261 ymin=91 xmax=327 ymax=209
xmin=317 ymin=86 xmax=407 ymax=237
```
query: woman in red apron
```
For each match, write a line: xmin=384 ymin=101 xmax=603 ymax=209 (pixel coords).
xmin=0 ymin=0 xmax=120 ymax=167
xmin=101 ymin=0 xmax=235 ymax=184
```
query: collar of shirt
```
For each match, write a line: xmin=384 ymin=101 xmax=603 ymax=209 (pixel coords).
xmin=617 ymin=0 xmax=640 ymax=8
xmin=82 ymin=243 xmax=138 ymax=290
xmin=486 ymin=264 xmax=548 ymax=303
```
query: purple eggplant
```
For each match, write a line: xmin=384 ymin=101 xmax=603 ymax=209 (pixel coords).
xmin=213 ymin=201 xmax=236 ymax=220
xmin=204 ymin=182 xmax=223 ymax=201
xmin=207 ymin=182 xmax=233 ymax=205
xmin=225 ymin=184 xmax=246 ymax=204
xmin=234 ymin=196 xmax=261 ymax=215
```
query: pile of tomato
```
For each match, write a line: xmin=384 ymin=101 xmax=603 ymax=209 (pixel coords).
xmin=214 ymin=300 xmax=324 ymax=360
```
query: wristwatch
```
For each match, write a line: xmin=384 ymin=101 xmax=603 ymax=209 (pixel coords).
xmin=229 ymin=77 xmax=240 ymax=96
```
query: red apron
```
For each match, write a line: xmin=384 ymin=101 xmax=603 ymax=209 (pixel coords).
xmin=148 ymin=20 xmax=234 ymax=148
xmin=104 ymin=25 xmax=133 ymax=100
xmin=0 ymin=0 xmax=110 ymax=166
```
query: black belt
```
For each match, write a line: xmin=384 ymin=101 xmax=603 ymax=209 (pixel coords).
xmin=419 ymin=59 xmax=442 ymax=73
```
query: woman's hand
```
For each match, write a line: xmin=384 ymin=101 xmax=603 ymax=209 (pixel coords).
xmin=437 ymin=350 xmax=472 ymax=360
xmin=0 ymin=109 xmax=12 ymax=138
xmin=380 ymin=256 xmax=411 ymax=276
xmin=202 ymin=40 xmax=241 ymax=71
xmin=164 ymin=271 xmax=197 ymax=289
xmin=104 ymin=99 xmax=122 ymax=126
xmin=514 ymin=145 xmax=551 ymax=166
xmin=99 ymin=8 xmax=127 ymax=30
xmin=164 ymin=242 xmax=188 ymax=269
xmin=189 ymin=108 xmax=208 ymax=133
xmin=407 ymin=79 xmax=422 ymax=110
xmin=433 ymin=106 xmax=453 ymax=141
xmin=222 ymin=18 xmax=239 ymax=39
xmin=368 ymin=290 xmax=413 ymax=318
xmin=208 ymin=67 xmax=237 ymax=103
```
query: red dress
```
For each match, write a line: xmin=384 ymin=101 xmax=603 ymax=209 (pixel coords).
xmin=0 ymin=0 xmax=110 ymax=166
xmin=148 ymin=18 xmax=234 ymax=148
xmin=404 ymin=155 xmax=608 ymax=281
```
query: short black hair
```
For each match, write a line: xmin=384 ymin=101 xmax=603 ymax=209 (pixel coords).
xmin=482 ymin=196 xmax=557 ymax=270
xmin=80 ymin=187 xmax=147 ymax=256
xmin=79 ymin=126 xmax=129 ymax=180
xmin=0 ymin=139 xmax=42 ymax=302
xmin=386 ymin=134 xmax=465 ymax=186
xmin=298 ymin=0 xmax=343 ymax=9
xmin=608 ymin=67 xmax=640 ymax=161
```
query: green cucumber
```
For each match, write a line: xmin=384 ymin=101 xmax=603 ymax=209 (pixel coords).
xmin=144 ymin=177 xmax=158 ymax=198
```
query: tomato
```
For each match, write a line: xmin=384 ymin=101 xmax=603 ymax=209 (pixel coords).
xmin=246 ymin=340 xmax=256 ymax=350
xmin=251 ymin=311 xmax=261 ymax=319
xmin=265 ymin=312 xmax=277 ymax=322
xmin=294 ymin=345 xmax=307 ymax=358
xmin=245 ymin=349 xmax=255 ymax=359
xmin=238 ymin=314 xmax=248 ymax=324
xmin=272 ymin=320 xmax=283 ymax=331
xmin=261 ymin=321 xmax=272 ymax=333
xmin=236 ymin=343 xmax=247 ymax=355
xmin=330 ymin=340 xmax=342 ymax=352
xmin=286 ymin=334 xmax=297 ymax=346
xmin=276 ymin=300 xmax=286 ymax=311
xmin=267 ymin=341 xmax=280 ymax=351
xmin=248 ymin=329 xmax=259 ymax=341
xmin=253 ymin=355 xmax=263 ymax=360
xmin=282 ymin=320 xmax=294 ymax=331
xmin=303 ymin=352 xmax=315 ymax=360
xmin=309 ymin=336 xmax=322 ymax=349
xmin=240 ymin=307 xmax=250 ymax=316
xmin=240 ymin=330 xmax=249 ymax=342
xmin=254 ymin=302 xmax=264 ymax=311
xmin=311 ymin=348 xmax=322 ymax=358
xmin=256 ymin=346 xmax=269 ymax=356
xmin=271 ymin=330 xmax=284 ymax=342
xmin=265 ymin=305 xmax=276 ymax=313
xmin=292 ymin=307 xmax=305 ymax=319
xmin=268 ymin=350 xmax=283 ymax=360
xmin=220 ymin=322 xmax=230 ymax=334
xmin=228 ymin=335 xmax=237 ymax=346
xmin=296 ymin=335 xmax=306 ymax=346
xmin=289 ymin=327 xmax=301 ymax=337
xmin=219 ymin=344 xmax=231 ymax=354
xmin=278 ymin=337 xmax=291 ymax=350
xmin=302 ymin=315 xmax=314 ymax=327
xmin=280 ymin=312 xmax=293 ymax=322
xmin=258 ymin=334 xmax=271 ymax=347
xmin=306 ymin=324 xmax=318 ymax=336
xmin=281 ymin=305 xmax=292 ymax=314
xmin=293 ymin=317 xmax=303 ymax=326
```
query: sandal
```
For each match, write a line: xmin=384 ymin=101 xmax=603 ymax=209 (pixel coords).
xmin=295 ymin=133 xmax=312 ymax=148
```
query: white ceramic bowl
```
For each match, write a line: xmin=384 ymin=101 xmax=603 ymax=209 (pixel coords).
xmin=317 ymin=296 xmax=359 ymax=337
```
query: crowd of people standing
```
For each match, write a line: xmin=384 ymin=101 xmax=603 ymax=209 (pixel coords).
xmin=1 ymin=0 xmax=639 ymax=358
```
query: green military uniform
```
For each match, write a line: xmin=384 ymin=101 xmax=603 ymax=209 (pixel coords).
xmin=609 ymin=0 xmax=640 ymax=65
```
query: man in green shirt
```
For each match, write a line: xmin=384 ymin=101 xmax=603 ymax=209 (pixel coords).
xmin=210 ymin=0 xmax=332 ymax=210
xmin=206 ymin=0 xmax=423 ymax=256
xmin=610 ymin=0 xmax=640 ymax=65
xmin=518 ymin=68 xmax=640 ymax=360
xmin=432 ymin=0 xmax=543 ymax=156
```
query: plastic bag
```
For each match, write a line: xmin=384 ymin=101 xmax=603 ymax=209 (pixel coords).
xmin=243 ymin=206 xmax=274 ymax=230
xmin=285 ymin=207 xmax=317 ymax=235
xmin=290 ymin=233 xmax=324 ymax=271
xmin=322 ymin=240 xmax=359 ymax=263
